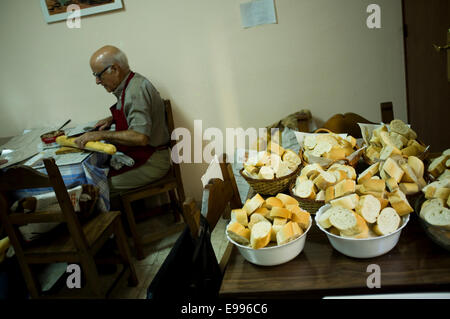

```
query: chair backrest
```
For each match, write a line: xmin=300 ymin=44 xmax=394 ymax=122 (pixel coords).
xmin=321 ymin=112 xmax=376 ymax=138
xmin=163 ymin=99 xmax=185 ymax=204
xmin=380 ymin=101 xmax=394 ymax=124
xmin=183 ymin=153 xmax=242 ymax=239
xmin=0 ymin=158 xmax=92 ymax=256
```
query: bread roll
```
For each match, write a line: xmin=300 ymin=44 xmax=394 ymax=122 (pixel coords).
xmin=294 ymin=180 xmax=316 ymax=199
xmin=227 ymin=222 xmax=251 ymax=245
xmin=373 ymin=207 xmax=401 ymax=236
xmin=382 ymin=157 xmax=404 ymax=183
xmin=428 ymin=155 xmax=449 ymax=178
xmin=330 ymin=193 xmax=359 ymax=210
xmin=329 ymin=207 xmax=359 ymax=236
xmin=388 ymin=189 xmax=413 ymax=216
xmin=399 ymin=183 xmax=419 ymax=195
xmin=243 ymin=193 xmax=265 ymax=215
xmin=265 ymin=197 xmax=283 ymax=209
xmin=56 ymin=136 xmax=117 ymax=155
xmin=276 ymin=193 xmax=299 ymax=207
xmin=231 ymin=209 xmax=248 ymax=226
xmin=270 ymin=207 xmax=292 ymax=219
xmin=276 ymin=221 xmax=303 ymax=246
xmin=341 ymin=213 xmax=369 ymax=239
xmin=313 ymin=171 xmax=337 ymax=190
xmin=357 ymin=162 xmax=380 ymax=184
xmin=334 ymin=179 xmax=356 ymax=198
xmin=287 ymin=205 xmax=311 ymax=230
xmin=250 ymin=221 xmax=272 ymax=249
xmin=325 ymin=186 xmax=335 ymax=203
xmin=355 ymin=194 xmax=381 ymax=223
xmin=248 ymin=213 xmax=269 ymax=230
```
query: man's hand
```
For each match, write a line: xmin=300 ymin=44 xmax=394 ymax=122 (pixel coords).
xmin=94 ymin=116 xmax=113 ymax=131
xmin=74 ymin=131 xmax=104 ymax=148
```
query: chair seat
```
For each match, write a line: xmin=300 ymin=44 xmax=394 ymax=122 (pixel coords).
xmin=120 ymin=169 xmax=177 ymax=201
xmin=23 ymin=211 xmax=120 ymax=259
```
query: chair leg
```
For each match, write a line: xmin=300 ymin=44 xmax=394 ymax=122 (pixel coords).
xmin=168 ymin=189 xmax=181 ymax=223
xmin=121 ymin=197 xmax=145 ymax=260
xmin=79 ymin=255 xmax=103 ymax=298
xmin=17 ymin=259 xmax=41 ymax=299
xmin=113 ymin=219 xmax=138 ymax=287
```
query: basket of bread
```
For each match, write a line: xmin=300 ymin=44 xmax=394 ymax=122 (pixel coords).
xmin=295 ymin=129 xmax=363 ymax=169
xmin=240 ymin=142 xmax=302 ymax=195
xmin=290 ymin=162 xmax=357 ymax=214
xmin=226 ymin=193 xmax=312 ymax=266
xmin=359 ymin=119 xmax=429 ymax=165
xmin=311 ymin=152 xmax=427 ymax=258
xmin=416 ymin=149 xmax=450 ymax=251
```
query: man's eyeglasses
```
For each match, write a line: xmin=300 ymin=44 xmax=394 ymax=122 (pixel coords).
xmin=93 ymin=65 xmax=112 ymax=79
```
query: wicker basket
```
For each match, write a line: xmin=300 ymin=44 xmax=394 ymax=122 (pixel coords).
xmin=301 ymin=128 xmax=362 ymax=168
xmin=289 ymin=183 xmax=325 ymax=214
xmin=240 ymin=165 xmax=301 ymax=196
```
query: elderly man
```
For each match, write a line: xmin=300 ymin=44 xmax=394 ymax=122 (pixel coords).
xmin=75 ymin=45 xmax=171 ymax=196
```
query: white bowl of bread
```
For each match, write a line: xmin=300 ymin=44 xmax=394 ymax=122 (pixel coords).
xmin=310 ymin=152 xmax=427 ymax=258
xmin=416 ymin=149 xmax=450 ymax=251
xmin=315 ymin=204 xmax=409 ymax=258
xmin=226 ymin=193 xmax=312 ymax=266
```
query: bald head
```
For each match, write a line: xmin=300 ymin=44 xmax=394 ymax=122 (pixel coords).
xmin=90 ymin=45 xmax=130 ymax=93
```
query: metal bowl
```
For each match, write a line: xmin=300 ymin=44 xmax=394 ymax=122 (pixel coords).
xmin=226 ymin=217 xmax=312 ymax=266
xmin=415 ymin=194 xmax=450 ymax=252
xmin=315 ymin=204 xmax=410 ymax=258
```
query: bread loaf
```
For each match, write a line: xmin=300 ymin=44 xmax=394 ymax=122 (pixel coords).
xmin=276 ymin=193 xmax=299 ymax=207
xmin=357 ymin=162 xmax=380 ymax=184
xmin=341 ymin=213 xmax=369 ymax=239
xmin=329 ymin=207 xmax=359 ymax=236
xmin=231 ymin=209 xmax=248 ymax=226
xmin=56 ymin=135 xmax=116 ymax=155
xmin=373 ymin=207 xmax=401 ymax=236
xmin=313 ymin=171 xmax=337 ymax=190
xmin=356 ymin=194 xmax=381 ymax=223
xmin=243 ymin=193 xmax=265 ymax=215
xmin=264 ymin=197 xmax=283 ymax=209
xmin=227 ymin=222 xmax=251 ymax=246
xmin=428 ymin=155 xmax=449 ymax=178
xmin=250 ymin=221 xmax=272 ymax=249
xmin=270 ymin=207 xmax=292 ymax=219
xmin=325 ymin=186 xmax=335 ymax=203
xmin=399 ymin=183 xmax=419 ymax=195
xmin=388 ymin=189 xmax=413 ymax=216
xmin=248 ymin=213 xmax=269 ymax=230
xmin=382 ymin=157 xmax=404 ymax=183
xmin=330 ymin=193 xmax=359 ymax=210
xmin=276 ymin=221 xmax=303 ymax=246
xmin=287 ymin=205 xmax=311 ymax=230
xmin=334 ymin=179 xmax=356 ymax=198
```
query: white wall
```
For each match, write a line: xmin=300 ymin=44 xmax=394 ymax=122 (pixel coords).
xmin=0 ymin=0 xmax=407 ymax=201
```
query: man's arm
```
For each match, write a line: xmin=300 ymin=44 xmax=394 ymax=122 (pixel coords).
xmin=94 ymin=116 xmax=114 ymax=131
xmin=74 ymin=129 xmax=149 ymax=148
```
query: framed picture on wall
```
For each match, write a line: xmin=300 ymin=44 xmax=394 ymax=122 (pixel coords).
xmin=40 ymin=0 xmax=123 ymax=23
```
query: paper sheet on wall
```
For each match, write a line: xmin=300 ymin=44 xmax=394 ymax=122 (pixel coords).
xmin=240 ymin=0 xmax=277 ymax=29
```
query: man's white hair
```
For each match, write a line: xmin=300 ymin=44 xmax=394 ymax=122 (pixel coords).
xmin=103 ymin=49 xmax=130 ymax=71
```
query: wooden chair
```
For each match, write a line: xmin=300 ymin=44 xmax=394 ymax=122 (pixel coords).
xmin=321 ymin=112 xmax=376 ymax=138
xmin=0 ymin=158 xmax=138 ymax=298
xmin=380 ymin=101 xmax=394 ymax=124
xmin=146 ymin=154 xmax=242 ymax=299
xmin=182 ymin=153 xmax=242 ymax=272
xmin=119 ymin=99 xmax=186 ymax=260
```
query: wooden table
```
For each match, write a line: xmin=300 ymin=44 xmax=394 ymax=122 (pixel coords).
xmin=220 ymin=213 xmax=450 ymax=298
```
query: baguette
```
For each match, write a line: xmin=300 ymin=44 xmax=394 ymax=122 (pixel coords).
xmin=361 ymin=179 xmax=386 ymax=193
xmin=408 ymin=156 xmax=424 ymax=179
xmin=270 ymin=207 xmax=292 ymax=219
xmin=334 ymin=179 xmax=356 ymax=198
xmin=330 ymin=193 xmax=360 ymax=210
xmin=388 ymin=189 xmax=413 ymax=216
xmin=313 ymin=171 xmax=337 ymax=190
xmin=264 ymin=197 xmax=284 ymax=209
xmin=301 ymin=163 xmax=324 ymax=179
xmin=316 ymin=190 xmax=326 ymax=201
xmin=248 ymin=213 xmax=269 ymax=230
xmin=287 ymin=205 xmax=311 ymax=230
xmin=258 ymin=166 xmax=275 ymax=179
xmin=276 ymin=221 xmax=303 ymax=246
xmin=355 ymin=194 xmax=381 ymax=223
xmin=373 ymin=207 xmax=401 ymax=236
xmin=399 ymin=183 xmax=419 ymax=195
xmin=357 ymin=162 xmax=380 ymax=184
xmin=329 ymin=207 xmax=359 ymax=236
xmin=55 ymin=146 xmax=83 ymax=155
xmin=382 ymin=157 xmax=404 ymax=183
xmin=243 ymin=193 xmax=265 ymax=215
xmin=341 ymin=213 xmax=369 ymax=239
xmin=250 ymin=221 xmax=272 ymax=249
xmin=282 ymin=149 xmax=301 ymax=170
xmin=231 ymin=209 xmax=249 ymax=226
xmin=428 ymin=155 xmax=449 ymax=178
xmin=254 ymin=207 xmax=272 ymax=221
xmin=293 ymin=180 xmax=316 ymax=199
xmin=276 ymin=193 xmax=299 ymax=207
xmin=325 ymin=186 xmax=335 ymax=203
xmin=227 ymin=222 xmax=251 ymax=246
xmin=56 ymin=135 xmax=116 ymax=155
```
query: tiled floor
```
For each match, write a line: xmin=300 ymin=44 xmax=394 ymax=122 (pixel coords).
xmin=108 ymin=212 xmax=230 ymax=299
